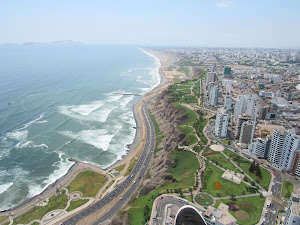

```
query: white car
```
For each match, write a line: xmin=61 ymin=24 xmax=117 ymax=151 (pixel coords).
xmin=273 ymin=210 xmax=276 ymax=215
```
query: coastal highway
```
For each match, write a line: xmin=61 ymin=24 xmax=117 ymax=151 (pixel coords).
xmin=62 ymin=97 xmax=156 ymax=225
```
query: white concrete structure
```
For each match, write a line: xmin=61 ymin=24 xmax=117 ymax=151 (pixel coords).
xmin=249 ymin=138 xmax=267 ymax=158
xmin=233 ymin=95 xmax=259 ymax=121
xmin=221 ymin=170 xmax=245 ymax=184
xmin=206 ymin=72 xmax=217 ymax=85
xmin=215 ymin=108 xmax=229 ymax=138
xmin=280 ymin=132 xmax=300 ymax=170
xmin=209 ymin=86 xmax=219 ymax=106
xmin=284 ymin=197 xmax=300 ymax=225
xmin=224 ymin=95 xmax=232 ymax=110
xmin=268 ymin=129 xmax=287 ymax=167
xmin=239 ymin=121 xmax=254 ymax=144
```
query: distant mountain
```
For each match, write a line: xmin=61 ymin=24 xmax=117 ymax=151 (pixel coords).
xmin=23 ymin=40 xmax=83 ymax=46
xmin=2 ymin=40 xmax=83 ymax=46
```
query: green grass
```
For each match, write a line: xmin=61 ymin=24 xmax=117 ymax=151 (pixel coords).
xmin=183 ymin=195 xmax=193 ymax=202
xmin=105 ymin=180 xmax=114 ymax=190
xmin=182 ymin=95 xmax=197 ymax=104
xmin=166 ymin=150 xmax=199 ymax=189
xmin=114 ymin=163 xmax=126 ymax=172
xmin=215 ymin=196 xmax=265 ymax=225
xmin=224 ymin=149 xmax=271 ymax=190
xmin=178 ymin=126 xmax=198 ymax=145
xmin=67 ymin=170 xmax=108 ymax=197
xmin=148 ymin=110 xmax=160 ymax=136
xmin=173 ymin=76 xmax=181 ymax=84
xmin=13 ymin=191 xmax=68 ymax=224
xmin=124 ymin=157 xmax=138 ymax=176
xmin=31 ymin=223 xmax=40 ymax=225
xmin=66 ymin=199 xmax=89 ymax=212
xmin=281 ymin=181 xmax=294 ymax=200
xmin=206 ymin=153 xmax=240 ymax=172
xmin=177 ymin=67 xmax=189 ymax=76
xmin=221 ymin=139 xmax=230 ymax=145
xmin=193 ymin=111 xmax=208 ymax=145
xmin=195 ymin=193 xmax=214 ymax=206
xmin=201 ymin=162 xmax=251 ymax=197
xmin=172 ymin=102 xmax=198 ymax=125
xmin=0 ymin=216 xmax=8 ymax=223
xmin=113 ymin=164 xmax=126 ymax=172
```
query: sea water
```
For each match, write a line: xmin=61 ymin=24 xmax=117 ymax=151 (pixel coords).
xmin=0 ymin=45 xmax=160 ymax=211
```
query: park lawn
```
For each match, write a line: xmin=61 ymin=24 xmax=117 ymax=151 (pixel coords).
xmin=195 ymin=193 xmax=214 ymax=206
xmin=0 ymin=216 xmax=8 ymax=223
xmin=201 ymin=162 xmax=251 ymax=197
xmin=124 ymin=157 xmax=138 ymax=176
xmin=172 ymin=101 xmax=198 ymax=125
xmin=67 ymin=170 xmax=108 ymax=198
xmin=282 ymin=181 xmax=294 ymax=200
xmin=193 ymin=111 xmax=208 ymax=145
xmin=183 ymin=195 xmax=193 ymax=202
xmin=215 ymin=196 xmax=265 ymax=225
xmin=182 ymin=95 xmax=197 ymax=104
xmin=113 ymin=164 xmax=126 ymax=172
xmin=167 ymin=150 xmax=199 ymax=189
xmin=224 ymin=149 xmax=271 ymax=190
xmin=178 ymin=126 xmax=198 ymax=145
xmin=31 ymin=222 xmax=40 ymax=225
xmin=13 ymin=191 xmax=68 ymax=224
xmin=206 ymin=153 xmax=240 ymax=172
xmin=177 ymin=67 xmax=189 ymax=76
xmin=66 ymin=199 xmax=89 ymax=212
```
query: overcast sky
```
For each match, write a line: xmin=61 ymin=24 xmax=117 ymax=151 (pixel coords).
xmin=1 ymin=0 xmax=300 ymax=48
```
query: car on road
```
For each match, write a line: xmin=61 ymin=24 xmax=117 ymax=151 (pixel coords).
xmin=273 ymin=210 xmax=276 ymax=215
xmin=273 ymin=172 xmax=276 ymax=175
xmin=160 ymin=196 xmax=164 ymax=199
xmin=128 ymin=193 xmax=130 ymax=196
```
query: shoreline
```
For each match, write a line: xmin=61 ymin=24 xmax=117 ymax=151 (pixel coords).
xmin=0 ymin=48 xmax=168 ymax=219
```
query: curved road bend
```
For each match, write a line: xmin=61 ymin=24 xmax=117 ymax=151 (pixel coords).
xmin=62 ymin=98 xmax=156 ymax=225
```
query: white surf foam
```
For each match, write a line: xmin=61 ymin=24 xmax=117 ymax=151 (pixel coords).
xmin=6 ymin=130 xmax=28 ymax=141
xmin=0 ymin=182 xmax=13 ymax=195
xmin=120 ymin=95 xmax=134 ymax=107
xmin=69 ymin=100 xmax=103 ymax=116
xmin=17 ymin=113 xmax=46 ymax=131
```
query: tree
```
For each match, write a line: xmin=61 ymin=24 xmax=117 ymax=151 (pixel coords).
xmin=256 ymin=168 xmax=262 ymax=178
xmin=249 ymin=161 xmax=255 ymax=173
xmin=144 ymin=205 xmax=150 ymax=222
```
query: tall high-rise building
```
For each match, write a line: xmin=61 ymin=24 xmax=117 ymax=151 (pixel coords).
xmin=249 ymin=138 xmax=269 ymax=158
xmin=235 ymin=114 xmax=251 ymax=139
xmin=209 ymin=86 xmax=219 ymax=106
xmin=206 ymin=72 xmax=217 ymax=85
xmin=224 ymin=95 xmax=232 ymax=110
xmin=291 ymin=152 xmax=300 ymax=177
xmin=223 ymin=66 xmax=232 ymax=78
xmin=233 ymin=95 xmax=259 ymax=121
xmin=239 ymin=121 xmax=254 ymax=144
xmin=280 ymin=132 xmax=300 ymax=170
xmin=284 ymin=196 xmax=300 ymax=225
xmin=215 ymin=108 xmax=229 ymax=138
xmin=268 ymin=129 xmax=287 ymax=167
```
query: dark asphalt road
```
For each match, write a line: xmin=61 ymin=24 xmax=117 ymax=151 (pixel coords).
xmin=62 ymin=98 xmax=156 ymax=225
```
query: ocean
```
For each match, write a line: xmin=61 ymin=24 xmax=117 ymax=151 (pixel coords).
xmin=0 ymin=45 xmax=160 ymax=211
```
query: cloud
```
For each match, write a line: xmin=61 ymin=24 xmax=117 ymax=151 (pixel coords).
xmin=216 ymin=1 xmax=232 ymax=8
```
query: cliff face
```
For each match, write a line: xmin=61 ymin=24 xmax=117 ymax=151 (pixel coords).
xmin=138 ymin=90 xmax=186 ymax=196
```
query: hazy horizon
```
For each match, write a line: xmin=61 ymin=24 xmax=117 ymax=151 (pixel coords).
xmin=1 ymin=0 xmax=300 ymax=49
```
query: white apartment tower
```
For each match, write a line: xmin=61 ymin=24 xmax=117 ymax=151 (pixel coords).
xmin=280 ymin=132 xmax=300 ymax=170
xmin=249 ymin=138 xmax=267 ymax=158
xmin=215 ymin=108 xmax=229 ymax=138
xmin=224 ymin=95 xmax=232 ymax=110
xmin=268 ymin=129 xmax=287 ymax=167
xmin=206 ymin=72 xmax=217 ymax=85
xmin=209 ymin=86 xmax=219 ymax=106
